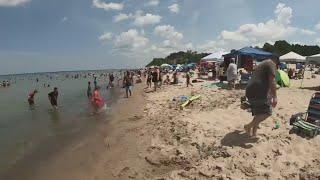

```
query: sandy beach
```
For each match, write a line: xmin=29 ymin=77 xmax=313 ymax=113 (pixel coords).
xmin=4 ymin=75 xmax=319 ymax=180
xmin=91 ymin=75 xmax=320 ymax=179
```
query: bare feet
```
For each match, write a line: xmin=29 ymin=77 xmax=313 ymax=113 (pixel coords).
xmin=244 ymin=125 xmax=251 ymax=136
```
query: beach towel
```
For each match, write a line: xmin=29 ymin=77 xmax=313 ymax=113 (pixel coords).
xmin=292 ymin=120 xmax=319 ymax=137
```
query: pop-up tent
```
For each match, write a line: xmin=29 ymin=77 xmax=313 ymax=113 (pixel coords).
xmin=201 ymin=51 xmax=227 ymax=62
xmin=223 ymin=47 xmax=277 ymax=60
xmin=306 ymin=54 xmax=320 ymax=65
xmin=223 ymin=47 xmax=278 ymax=71
xmin=300 ymin=54 xmax=320 ymax=88
xmin=280 ymin=51 xmax=306 ymax=63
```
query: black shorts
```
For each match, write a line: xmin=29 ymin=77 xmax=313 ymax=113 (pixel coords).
xmin=50 ymin=99 xmax=57 ymax=106
xmin=248 ymin=99 xmax=272 ymax=116
xmin=28 ymin=99 xmax=34 ymax=105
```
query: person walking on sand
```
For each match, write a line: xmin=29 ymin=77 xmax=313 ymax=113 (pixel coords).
xmin=244 ymin=59 xmax=278 ymax=137
xmin=151 ymin=68 xmax=158 ymax=91
xmin=48 ymin=87 xmax=59 ymax=109
xmin=146 ymin=70 xmax=152 ymax=88
xmin=227 ymin=58 xmax=237 ymax=89
xmin=186 ymin=70 xmax=193 ymax=87
xmin=87 ymin=81 xmax=92 ymax=98
xmin=123 ymin=71 xmax=133 ymax=98
xmin=28 ymin=89 xmax=38 ymax=107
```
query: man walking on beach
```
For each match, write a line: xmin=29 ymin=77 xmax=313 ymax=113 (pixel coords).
xmin=227 ymin=58 xmax=237 ymax=89
xmin=48 ymin=87 xmax=59 ymax=109
xmin=186 ymin=70 xmax=193 ymax=87
xmin=123 ymin=71 xmax=133 ymax=98
xmin=244 ymin=59 xmax=278 ymax=137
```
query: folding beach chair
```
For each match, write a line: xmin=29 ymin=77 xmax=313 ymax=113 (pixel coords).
xmin=290 ymin=92 xmax=320 ymax=137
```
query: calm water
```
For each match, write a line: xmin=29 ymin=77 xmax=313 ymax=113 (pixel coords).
xmin=0 ymin=71 xmax=121 ymax=174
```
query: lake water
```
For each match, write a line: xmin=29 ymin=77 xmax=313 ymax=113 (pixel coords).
xmin=0 ymin=71 xmax=122 ymax=175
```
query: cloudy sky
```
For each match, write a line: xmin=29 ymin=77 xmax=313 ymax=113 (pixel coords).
xmin=1 ymin=0 xmax=320 ymax=74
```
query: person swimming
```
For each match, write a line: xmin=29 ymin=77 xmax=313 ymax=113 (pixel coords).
xmin=28 ymin=89 xmax=38 ymax=106
xmin=48 ymin=87 xmax=58 ymax=109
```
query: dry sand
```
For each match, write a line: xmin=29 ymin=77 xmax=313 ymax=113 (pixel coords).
xmin=138 ymin=75 xmax=320 ymax=179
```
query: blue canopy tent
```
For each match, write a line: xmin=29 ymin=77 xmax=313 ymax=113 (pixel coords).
xmin=223 ymin=47 xmax=277 ymax=60
xmin=223 ymin=47 xmax=278 ymax=71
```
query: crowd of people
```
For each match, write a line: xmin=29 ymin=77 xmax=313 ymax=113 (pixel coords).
xmin=26 ymin=70 xmax=139 ymax=113
xmin=0 ymin=80 xmax=10 ymax=87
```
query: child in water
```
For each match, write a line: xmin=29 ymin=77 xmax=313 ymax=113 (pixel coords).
xmin=28 ymin=89 xmax=38 ymax=106
xmin=91 ymin=86 xmax=105 ymax=112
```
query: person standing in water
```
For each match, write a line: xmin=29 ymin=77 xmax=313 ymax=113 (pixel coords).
xmin=244 ymin=59 xmax=278 ymax=137
xmin=28 ymin=89 xmax=38 ymax=107
xmin=87 ymin=81 xmax=92 ymax=98
xmin=91 ymin=86 xmax=104 ymax=111
xmin=123 ymin=71 xmax=133 ymax=98
xmin=94 ymin=76 xmax=98 ymax=89
xmin=48 ymin=87 xmax=59 ymax=109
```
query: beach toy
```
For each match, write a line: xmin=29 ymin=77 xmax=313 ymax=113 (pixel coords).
xmin=274 ymin=121 xmax=280 ymax=129
xmin=181 ymin=95 xmax=201 ymax=108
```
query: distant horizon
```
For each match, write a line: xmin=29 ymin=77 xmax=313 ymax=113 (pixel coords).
xmin=0 ymin=67 xmax=136 ymax=77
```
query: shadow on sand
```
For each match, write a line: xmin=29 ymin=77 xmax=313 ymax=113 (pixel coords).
xmin=221 ymin=130 xmax=259 ymax=149
xmin=300 ymin=86 xmax=320 ymax=91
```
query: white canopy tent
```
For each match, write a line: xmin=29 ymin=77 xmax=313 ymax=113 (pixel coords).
xmin=201 ymin=51 xmax=227 ymax=62
xmin=300 ymin=54 xmax=320 ymax=88
xmin=280 ymin=51 xmax=306 ymax=63
xmin=306 ymin=53 xmax=320 ymax=65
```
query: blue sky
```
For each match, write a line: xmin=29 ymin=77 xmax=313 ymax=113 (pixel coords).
xmin=1 ymin=0 xmax=320 ymax=74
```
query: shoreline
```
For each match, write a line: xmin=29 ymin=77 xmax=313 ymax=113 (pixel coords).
xmin=1 ymin=83 xmax=149 ymax=180
xmin=2 ymin=76 xmax=320 ymax=179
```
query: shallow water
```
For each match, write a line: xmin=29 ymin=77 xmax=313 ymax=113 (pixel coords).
xmin=0 ymin=71 xmax=121 ymax=174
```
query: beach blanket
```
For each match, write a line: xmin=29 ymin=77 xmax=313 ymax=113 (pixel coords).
xmin=202 ymin=82 xmax=228 ymax=89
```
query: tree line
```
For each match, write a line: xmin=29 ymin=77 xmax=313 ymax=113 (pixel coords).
xmin=146 ymin=40 xmax=320 ymax=66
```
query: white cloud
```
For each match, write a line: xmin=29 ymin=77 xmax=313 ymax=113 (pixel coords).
xmin=114 ymin=13 xmax=131 ymax=22
xmin=315 ymin=22 xmax=320 ymax=31
xmin=316 ymin=38 xmax=320 ymax=44
xmin=133 ymin=13 xmax=162 ymax=27
xmin=99 ymin=32 xmax=113 ymax=43
xmin=0 ymin=0 xmax=30 ymax=7
xmin=300 ymin=29 xmax=316 ymax=35
xmin=146 ymin=0 xmax=159 ymax=7
xmin=196 ymin=40 xmax=226 ymax=52
xmin=218 ymin=3 xmax=297 ymax=47
xmin=92 ymin=0 xmax=123 ymax=11
xmin=168 ymin=3 xmax=179 ymax=14
xmin=152 ymin=25 xmax=193 ymax=54
xmin=114 ymin=29 xmax=149 ymax=50
xmin=61 ymin=17 xmax=68 ymax=23
xmin=154 ymin=25 xmax=183 ymax=42
xmin=275 ymin=3 xmax=292 ymax=25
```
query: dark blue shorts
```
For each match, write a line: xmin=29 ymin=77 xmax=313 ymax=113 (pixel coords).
xmin=248 ymin=99 xmax=272 ymax=116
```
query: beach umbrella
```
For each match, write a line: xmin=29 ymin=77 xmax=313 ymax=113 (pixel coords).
xmin=276 ymin=70 xmax=290 ymax=87
xmin=161 ymin=64 xmax=172 ymax=68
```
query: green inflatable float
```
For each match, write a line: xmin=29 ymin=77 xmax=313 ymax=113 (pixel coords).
xmin=275 ymin=70 xmax=290 ymax=87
